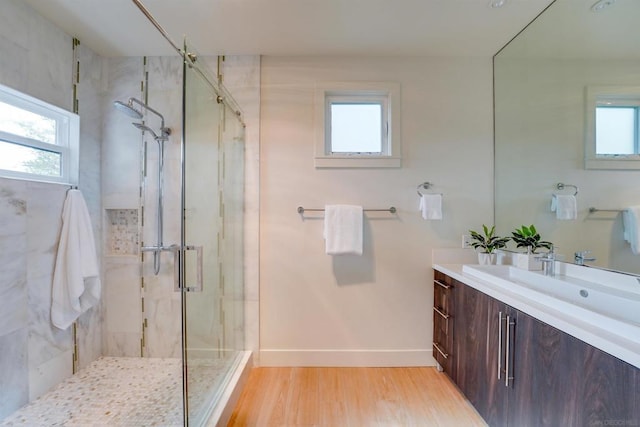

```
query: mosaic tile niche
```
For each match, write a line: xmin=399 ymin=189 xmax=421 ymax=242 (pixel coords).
xmin=106 ymin=209 xmax=138 ymax=256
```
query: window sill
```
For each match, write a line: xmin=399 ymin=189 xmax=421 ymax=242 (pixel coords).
xmin=314 ymin=156 xmax=401 ymax=168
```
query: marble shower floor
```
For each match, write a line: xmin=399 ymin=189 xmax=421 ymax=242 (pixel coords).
xmin=1 ymin=356 xmax=229 ymax=427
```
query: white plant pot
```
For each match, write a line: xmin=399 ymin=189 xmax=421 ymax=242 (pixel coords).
xmin=478 ymin=252 xmax=497 ymax=265
xmin=515 ymin=253 xmax=542 ymax=271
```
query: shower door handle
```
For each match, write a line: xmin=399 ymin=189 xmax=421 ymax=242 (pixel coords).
xmin=175 ymin=245 xmax=203 ymax=292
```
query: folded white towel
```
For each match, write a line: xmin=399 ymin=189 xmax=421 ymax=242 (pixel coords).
xmin=51 ymin=190 xmax=101 ymax=330
xmin=418 ymin=194 xmax=442 ymax=220
xmin=324 ymin=205 xmax=363 ymax=255
xmin=551 ymin=194 xmax=577 ymax=220
xmin=622 ymin=206 xmax=640 ymax=255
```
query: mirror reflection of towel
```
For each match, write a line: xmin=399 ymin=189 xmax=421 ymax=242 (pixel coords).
xmin=551 ymin=194 xmax=577 ymax=220
xmin=622 ymin=206 xmax=640 ymax=255
xmin=418 ymin=194 xmax=442 ymax=220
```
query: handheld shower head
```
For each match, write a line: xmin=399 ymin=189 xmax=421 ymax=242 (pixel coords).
xmin=132 ymin=122 xmax=160 ymax=139
xmin=132 ymin=122 xmax=171 ymax=141
xmin=113 ymin=100 xmax=143 ymax=120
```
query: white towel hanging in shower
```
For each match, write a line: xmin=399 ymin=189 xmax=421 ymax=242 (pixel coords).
xmin=51 ymin=189 xmax=101 ymax=330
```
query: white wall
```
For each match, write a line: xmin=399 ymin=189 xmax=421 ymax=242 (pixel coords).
xmin=259 ymin=56 xmax=494 ymax=366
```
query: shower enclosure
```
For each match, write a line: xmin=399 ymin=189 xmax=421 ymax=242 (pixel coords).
xmin=0 ymin=1 xmax=247 ymax=426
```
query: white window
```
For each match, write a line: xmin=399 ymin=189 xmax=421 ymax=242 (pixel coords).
xmin=315 ymin=82 xmax=401 ymax=168
xmin=0 ymin=83 xmax=79 ymax=184
xmin=585 ymin=85 xmax=640 ymax=170
xmin=595 ymin=106 xmax=639 ymax=155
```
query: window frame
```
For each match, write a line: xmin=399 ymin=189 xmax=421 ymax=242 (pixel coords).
xmin=0 ymin=83 xmax=79 ymax=184
xmin=315 ymin=82 xmax=401 ymax=168
xmin=585 ymin=85 xmax=640 ymax=170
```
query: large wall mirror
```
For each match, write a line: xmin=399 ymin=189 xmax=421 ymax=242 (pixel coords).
xmin=494 ymin=0 xmax=640 ymax=275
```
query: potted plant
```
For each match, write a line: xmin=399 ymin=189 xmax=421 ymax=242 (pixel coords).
xmin=469 ymin=225 xmax=510 ymax=265
xmin=511 ymin=224 xmax=553 ymax=270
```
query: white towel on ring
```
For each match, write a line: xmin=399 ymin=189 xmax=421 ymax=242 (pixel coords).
xmin=418 ymin=194 xmax=442 ymax=220
xmin=323 ymin=205 xmax=363 ymax=255
xmin=51 ymin=190 xmax=101 ymax=330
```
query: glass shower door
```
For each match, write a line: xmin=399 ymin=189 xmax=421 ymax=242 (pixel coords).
xmin=181 ymin=41 xmax=245 ymax=426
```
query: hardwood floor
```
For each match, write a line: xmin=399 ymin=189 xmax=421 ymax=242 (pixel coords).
xmin=227 ymin=367 xmax=487 ymax=426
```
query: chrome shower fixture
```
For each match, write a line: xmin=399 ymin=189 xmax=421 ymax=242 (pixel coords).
xmin=132 ymin=123 xmax=169 ymax=141
xmin=113 ymin=96 xmax=172 ymax=275
xmin=113 ymin=100 xmax=143 ymax=120
xmin=112 ymin=97 xmax=171 ymax=138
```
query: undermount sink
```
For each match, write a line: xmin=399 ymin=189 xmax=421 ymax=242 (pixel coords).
xmin=462 ymin=264 xmax=640 ymax=327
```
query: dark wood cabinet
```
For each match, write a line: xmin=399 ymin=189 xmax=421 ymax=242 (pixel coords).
xmin=434 ymin=269 xmax=640 ymax=427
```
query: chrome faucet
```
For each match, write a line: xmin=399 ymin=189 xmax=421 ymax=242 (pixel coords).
xmin=575 ymin=250 xmax=596 ymax=266
xmin=537 ymin=246 xmax=556 ymax=276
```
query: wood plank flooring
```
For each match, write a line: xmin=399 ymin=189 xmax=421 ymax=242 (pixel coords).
xmin=227 ymin=367 xmax=487 ymax=426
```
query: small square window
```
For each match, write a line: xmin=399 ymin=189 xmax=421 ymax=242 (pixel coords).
xmin=585 ymin=85 xmax=640 ymax=170
xmin=315 ymin=82 xmax=401 ymax=168
xmin=328 ymin=100 xmax=384 ymax=154
xmin=595 ymin=106 xmax=638 ymax=155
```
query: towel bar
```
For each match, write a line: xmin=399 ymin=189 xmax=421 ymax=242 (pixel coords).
xmin=297 ymin=206 xmax=396 ymax=214
xmin=589 ymin=207 xmax=623 ymax=213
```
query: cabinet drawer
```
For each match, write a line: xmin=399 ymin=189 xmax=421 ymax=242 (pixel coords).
xmin=433 ymin=270 xmax=455 ymax=375
xmin=434 ymin=271 xmax=453 ymax=315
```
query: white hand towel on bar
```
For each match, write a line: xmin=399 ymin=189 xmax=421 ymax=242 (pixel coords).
xmin=418 ymin=194 xmax=442 ymax=220
xmin=323 ymin=204 xmax=363 ymax=255
xmin=551 ymin=194 xmax=577 ymax=220
xmin=622 ymin=206 xmax=640 ymax=255
xmin=51 ymin=189 xmax=101 ymax=330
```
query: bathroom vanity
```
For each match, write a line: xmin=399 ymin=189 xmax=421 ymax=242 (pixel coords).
xmin=432 ymin=264 xmax=640 ymax=427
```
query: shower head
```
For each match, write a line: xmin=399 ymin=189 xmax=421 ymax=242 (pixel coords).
xmin=113 ymin=100 xmax=143 ymax=120
xmin=132 ymin=122 xmax=171 ymax=141
xmin=132 ymin=122 xmax=160 ymax=139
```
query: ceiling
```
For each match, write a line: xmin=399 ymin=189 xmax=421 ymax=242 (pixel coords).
xmin=23 ymin=0 xmax=555 ymax=58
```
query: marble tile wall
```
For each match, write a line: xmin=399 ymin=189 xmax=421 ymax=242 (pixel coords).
xmin=0 ymin=0 xmax=103 ymax=419
xmin=102 ymin=56 xmax=145 ymax=358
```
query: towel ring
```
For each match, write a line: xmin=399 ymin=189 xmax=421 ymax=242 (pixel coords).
xmin=556 ymin=183 xmax=578 ymax=196
xmin=417 ymin=182 xmax=433 ymax=196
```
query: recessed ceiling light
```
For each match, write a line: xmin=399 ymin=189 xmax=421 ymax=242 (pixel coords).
xmin=489 ymin=0 xmax=508 ymax=8
xmin=591 ymin=0 xmax=616 ymax=12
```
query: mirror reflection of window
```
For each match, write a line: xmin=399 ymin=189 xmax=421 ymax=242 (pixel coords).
xmin=595 ymin=106 xmax=638 ymax=155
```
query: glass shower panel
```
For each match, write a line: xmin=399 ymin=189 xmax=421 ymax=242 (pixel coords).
xmin=181 ymin=43 xmax=245 ymax=426
xmin=220 ymin=104 xmax=245 ymax=355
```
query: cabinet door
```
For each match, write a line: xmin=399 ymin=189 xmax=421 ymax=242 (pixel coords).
xmin=509 ymin=308 xmax=639 ymax=426
xmin=574 ymin=342 xmax=638 ymax=425
xmin=454 ymin=281 xmax=508 ymax=426
xmin=508 ymin=309 xmax=581 ymax=426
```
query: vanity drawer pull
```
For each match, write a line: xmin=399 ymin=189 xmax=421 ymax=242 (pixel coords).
xmin=434 ymin=280 xmax=451 ymax=290
xmin=433 ymin=342 xmax=449 ymax=359
xmin=433 ymin=306 xmax=450 ymax=319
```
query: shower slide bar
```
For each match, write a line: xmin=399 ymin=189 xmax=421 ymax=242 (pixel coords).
xmin=130 ymin=0 xmax=245 ymax=126
xmin=141 ymin=244 xmax=203 ymax=292
xmin=297 ymin=206 xmax=397 ymax=214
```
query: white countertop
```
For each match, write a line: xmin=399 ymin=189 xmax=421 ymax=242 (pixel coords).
xmin=433 ymin=263 xmax=640 ymax=370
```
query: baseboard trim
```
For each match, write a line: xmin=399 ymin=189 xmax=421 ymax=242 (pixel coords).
xmin=259 ymin=349 xmax=435 ymax=367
